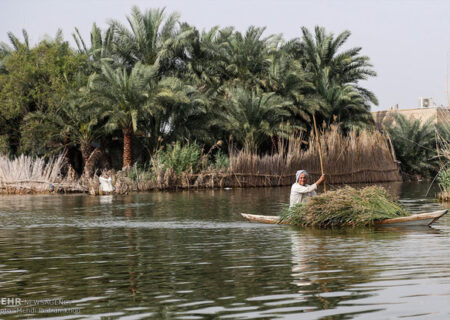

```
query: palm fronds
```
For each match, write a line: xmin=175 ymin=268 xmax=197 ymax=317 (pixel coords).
xmin=385 ymin=113 xmax=438 ymax=177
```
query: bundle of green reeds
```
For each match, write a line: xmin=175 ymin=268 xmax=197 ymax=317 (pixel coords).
xmin=281 ymin=186 xmax=410 ymax=227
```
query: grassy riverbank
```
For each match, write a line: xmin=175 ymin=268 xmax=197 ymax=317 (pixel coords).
xmin=1 ymin=127 xmax=403 ymax=194
xmin=0 ymin=7 xmax=378 ymax=180
xmin=0 ymin=6 xmax=448 ymax=197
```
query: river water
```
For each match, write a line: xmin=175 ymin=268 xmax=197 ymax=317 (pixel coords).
xmin=0 ymin=182 xmax=449 ymax=319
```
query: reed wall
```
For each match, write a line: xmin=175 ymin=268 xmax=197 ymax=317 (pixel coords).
xmin=225 ymin=126 xmax=402 ymax=187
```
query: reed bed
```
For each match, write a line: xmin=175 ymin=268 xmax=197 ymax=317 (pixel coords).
xmin=0 ymin=127 xmax=402 ymax=194
xmin=0 ymin=153 xmax=84 ymax=193
xmin=119 ymin=126 xmax=401 ymax=191
xmin=280 ymin=186 xmax=410 ymax=228
xmin=228 ymin=126 xmax=401 ymax=187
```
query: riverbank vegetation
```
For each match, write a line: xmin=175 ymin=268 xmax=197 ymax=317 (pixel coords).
xmin=383 ymin=113 xmax=449 ymax=180
xmin=0 ymin=6 xmax=448 ymax=195
xmin=0 ymin=7 xmax=376 ymax=168
xmin=0 ymin=153 xmax=85 ymax=193
xmin=437 ymin=121 xmax=450 ymax=200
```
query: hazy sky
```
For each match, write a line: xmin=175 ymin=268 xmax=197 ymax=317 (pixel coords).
xmin=1 ymin=0 xmax=450 ymax=111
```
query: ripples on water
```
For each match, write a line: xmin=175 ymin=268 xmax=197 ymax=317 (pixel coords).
xmin=0 ymin=183 xmax=449 ymax=319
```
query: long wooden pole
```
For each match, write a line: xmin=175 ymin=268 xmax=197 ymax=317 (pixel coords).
xmin=313 ymin=113 xmax=327 ymax=192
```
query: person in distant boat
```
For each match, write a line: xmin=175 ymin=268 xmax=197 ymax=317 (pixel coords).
xmin=289 ymin=170 xmax=326 ymax=208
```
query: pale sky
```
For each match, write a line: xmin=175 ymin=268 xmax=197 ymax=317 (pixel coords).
xmin=1 ymin=0 xmax=450 ymax=111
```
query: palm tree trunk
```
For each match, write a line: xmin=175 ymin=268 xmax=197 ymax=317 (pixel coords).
xmin=80 ymin=143 xmax=93 ymax=169
xmin=62 ymin=146 xmax=78 ymax=180
xmin=123 ymin=127 xmax=133 ymax=168
xmin=83 ymin=147 xmax=103 ymax=178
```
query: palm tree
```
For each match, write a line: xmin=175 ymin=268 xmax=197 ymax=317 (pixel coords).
xmin=385 ymin=113 xmax=437 ymax=176
xmin=181 ymin=25 xmax=228 ymax=92
xmin=261 ymin=51 xmax=318 ymax=130
xmin=300 ymin=26 xmax=377 ymax=127
xmin=21 ymin=93 xmax=104 ymax=176
xmin=89 ymin=61 xmax=196 ymax=167
xmin=316 ymin=74 xmax=374 ymax=130
xmin=221 ymin=26 xmax=280 ymax=87
xmin=0 ymin=29 xmax=30 ymax=73
xmin=154 ymin=76 xmax=212 ymax=145
xmin=215 ymin=86 xmax=294 ymax=151
xmin=72 ymin=23 xmax=114 ymax=70
xmin=109 ymin=6 xmax=192 ymax=72
xmin=89 ymin=62 xmax=157 ymax=168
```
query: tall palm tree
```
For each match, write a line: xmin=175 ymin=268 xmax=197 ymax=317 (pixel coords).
xmin=89 ymin=61 xmax=195 ymax=167
xmin=221 ymin=26 xmax=280 ymax=87
xmin=316 ymin=74 xmax=374 ymax=130
xmin=154 ymin=76 xmax=211 ymax=145
xmin=89 ymin=62 xmax=157 ymax=168
xmin=300 ymin=26 xmax=377 ymax=127
xmin=109 ymin=6 xmax=192 ymax=73
xmin=215 ymin=86 xmax=294 ymax=151
xmin=262 ymin=52 xmax=318 ymax=130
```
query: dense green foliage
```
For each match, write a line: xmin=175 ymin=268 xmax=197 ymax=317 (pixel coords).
xmin=0 ymin=6 xmax=378 ymax=173
xmin=0 ymin=32 xmax=87 ymax=155
xmin=384 ymin=113 xmax=445 ymax=177
xmin=281 ymin=186 xmax=410 ymax=227
xmin=148 ymin=141 xmax=230 ymax=176
xmin=438 ymin=167 xmax=450 ymax=192
xmin=151 ymin=141 xmax=203 ymax=175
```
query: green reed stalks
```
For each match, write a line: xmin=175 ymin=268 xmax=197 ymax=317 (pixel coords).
xmin=280 ymin=186 xmax=410 ymax=228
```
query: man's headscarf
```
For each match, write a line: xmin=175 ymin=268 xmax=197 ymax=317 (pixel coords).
xmin=296 ymin=170 xmax=309 ymax=183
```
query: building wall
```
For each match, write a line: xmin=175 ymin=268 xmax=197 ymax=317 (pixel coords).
xmin=372 ymin=107 xmax=450 ymax=128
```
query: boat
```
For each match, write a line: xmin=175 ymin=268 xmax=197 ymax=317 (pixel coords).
xmin=241 ymin=209 xmax=448 ymax=227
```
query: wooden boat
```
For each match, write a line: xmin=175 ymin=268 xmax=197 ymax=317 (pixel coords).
xmin=241 ymin=209 xmax=448 ymax=227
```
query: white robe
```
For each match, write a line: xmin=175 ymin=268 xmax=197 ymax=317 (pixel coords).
xmin=289 ymin=183 xmax=317 ymax=207
xmin=99 ymin=176 xmax=114 ymax=192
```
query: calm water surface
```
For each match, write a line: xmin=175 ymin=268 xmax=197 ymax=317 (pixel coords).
xmin=0 ymin=183 xmax=449 ymax=319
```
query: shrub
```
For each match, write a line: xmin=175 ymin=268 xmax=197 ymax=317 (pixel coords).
xmin=438 ymin=167 xmax=450 ymax=192
xmin=151 ymin=141 xmax=203 ymax=175
xmin=128 ymin=163 xmax=152 ymax=182
xmin=214 ymin=150 xmax=229 ymax=171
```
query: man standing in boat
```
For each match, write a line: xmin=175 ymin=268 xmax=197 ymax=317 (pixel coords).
xmin=289 ymin=170 xmax=326 ymax=208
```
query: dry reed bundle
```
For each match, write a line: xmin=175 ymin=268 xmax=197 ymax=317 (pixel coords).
xmin=0 ymin=154 xmax=64 ymax=182
xmin=280 ymin=186 xmax=410 ymax=228
xmin=0 ymin=154 xmax=78 ymax=193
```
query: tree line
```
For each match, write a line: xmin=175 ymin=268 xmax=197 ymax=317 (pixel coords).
xmin=0 ymin=6 xmax=377 ymax=176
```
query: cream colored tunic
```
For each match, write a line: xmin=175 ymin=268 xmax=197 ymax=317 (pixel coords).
xmin=289 ymin=183 xmax=317 ymax=207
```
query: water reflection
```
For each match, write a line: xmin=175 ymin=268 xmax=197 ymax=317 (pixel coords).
xmin=0 ymin=183 xmax=448 ymax=319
